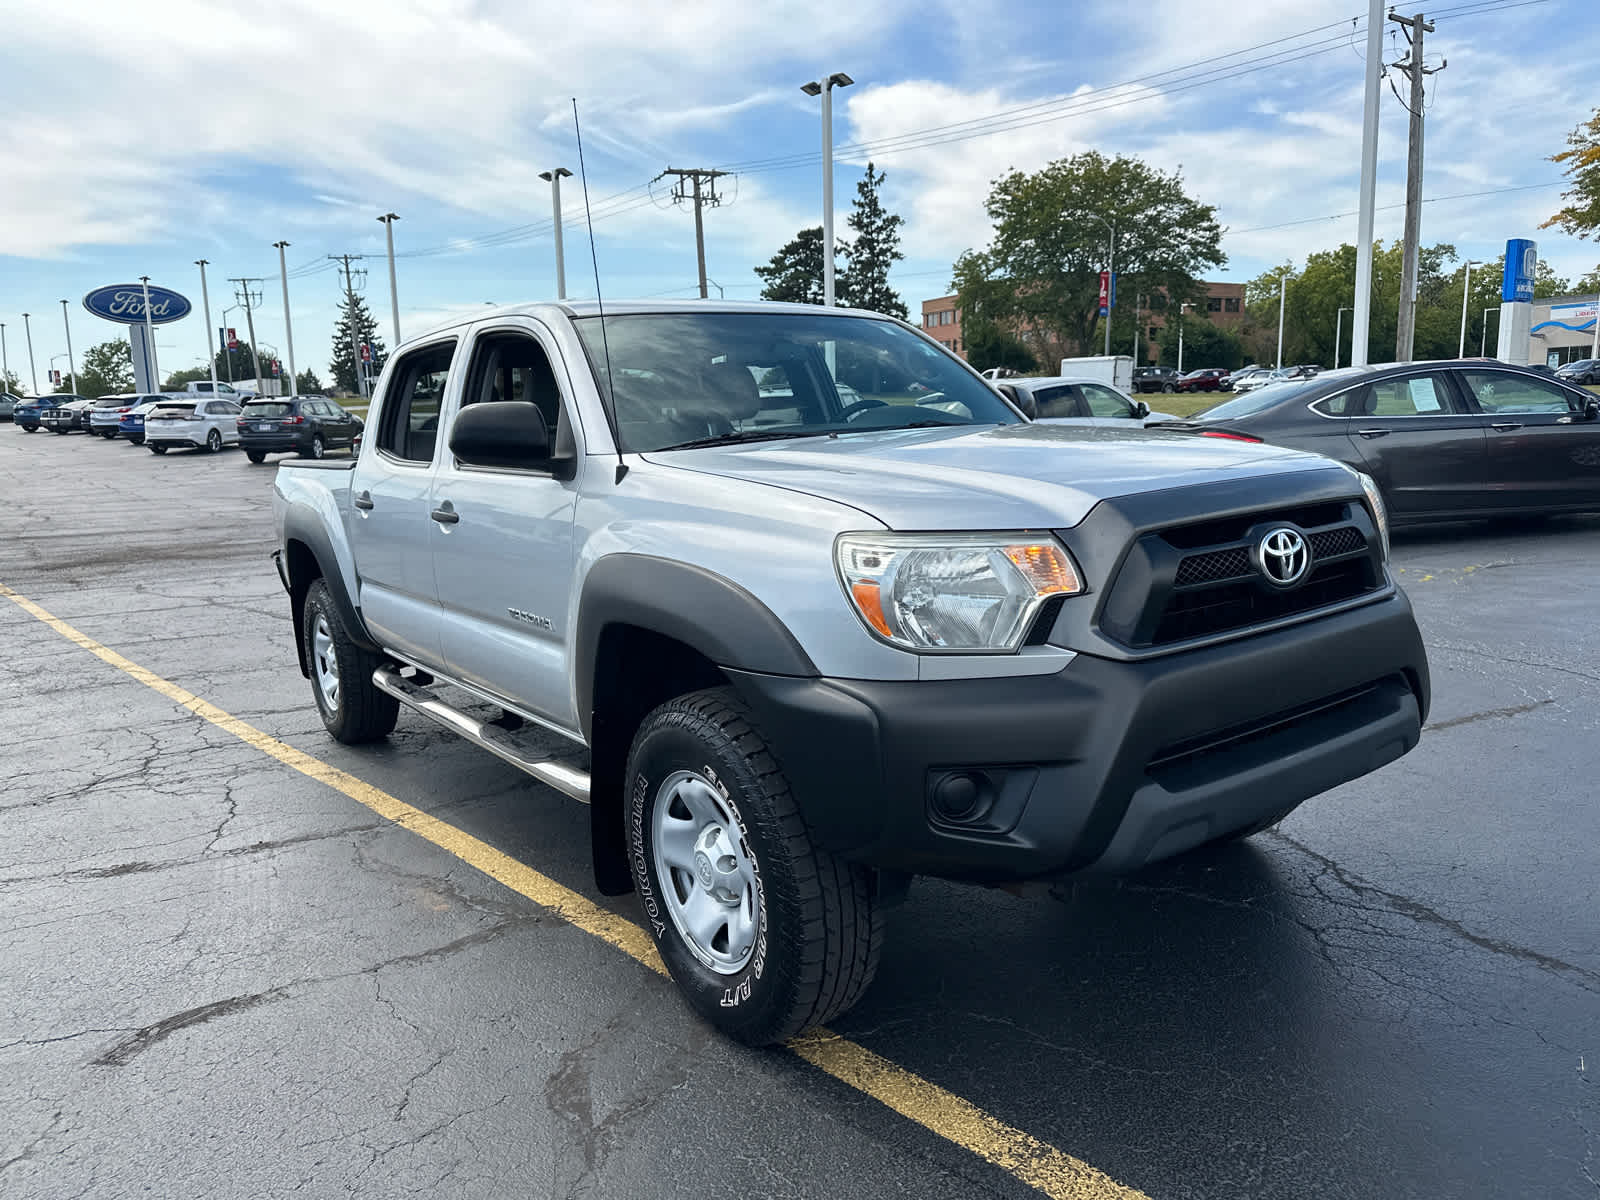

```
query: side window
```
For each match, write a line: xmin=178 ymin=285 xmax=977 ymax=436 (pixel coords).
xmin=222 ymin=401 xmax=241 ymax=415
xmin=377 ymin=340 xmax=456 ymax=464
xmin=1365 ymin=375 xmax=1451 ymax=417
xmin=1081 ymin=384 xmax=1134 ymax=419
xmin=460 ymin=331 xmax=567 ymax=450
xmin=1312 ymin=388 xmax=1366 ymax=417
xmin=1459 ymin=370 xmax=1574 ymax=415
xmin=1031 ymin=386 xmax=1080 ymax=419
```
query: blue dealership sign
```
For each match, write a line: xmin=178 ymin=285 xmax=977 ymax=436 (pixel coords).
xmin=1501 ymin=239 xmax=1537 ymax=304
xmin=82 ymin=283 xmax=192 ymax=326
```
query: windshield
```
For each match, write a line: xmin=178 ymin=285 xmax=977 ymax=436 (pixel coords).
xmin=573 ymin=312 xmax=1022 ymax=453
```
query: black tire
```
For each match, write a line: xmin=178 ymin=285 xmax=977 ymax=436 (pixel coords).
xmin=21 ymin=424 xmax=37 ymax=433
xmin=626 ymin=687 xmax=882 ymax=1045
xmin=303 ymin=578 xmax=398 ymax=743
xmin=206 ymin=428 xmax=222 ymax=453
xmin=149 ymin=444 xmax=167 ymax=454
xmin=310 ymin=434 xmax=325 ymax=460
xmin=52 ymin=427 xmax=66 ymax=435
xmin=1162 ymin=383 xmax=1176 ymax=393
xmin=128 ymin=434 xmax=144 ymax=446
xmin=246 ymin=450 xmax=266 ymax=464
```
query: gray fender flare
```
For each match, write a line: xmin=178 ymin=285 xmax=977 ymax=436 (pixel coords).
xmin=279 ymin=511 xmax=381 ymax=676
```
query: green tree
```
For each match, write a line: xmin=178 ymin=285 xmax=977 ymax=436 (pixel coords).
xmin=74 ymin=339 xmax=133 ymax=398
xmin=754 ymin=227 xmax=842 ymax=304
xmin=1574 ymin=266 xmax=1600 ymax=295
xmin=296 ymin=367 xmax=325 ymax=394
xmin=163 ymin=366 xmax=211 ymax=389
xmin=1543 ymin=108 xmax=1600 ymax=238
xmin=962 ymin=321 xmax=1037 ymax=374
xmin=1 ymin=368 xmax=20 ymax=396
xmin=954 ymin=152 xmax=1224 ymax=360
xmin=331 ymin=292 xmax=386 ymax=394
xmin=839 ymin=162 xmax=907 ymax=318
xmin=212 ymin=341 xmax=266 ymax=386
xmin=1154 ymin=314 xmax=1245 ymax=370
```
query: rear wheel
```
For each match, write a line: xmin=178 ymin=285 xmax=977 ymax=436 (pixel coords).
xmin=206 ymin=428 xmax=222 ymax=453
xmin=1162 ymin=383 xmax=1176 ymax=393
xmin=626 ymin=687 xmax=882 ymax=1045
xmin=128 ymin=434 xmax=144 ymax=446
xmin=21 ymin=424 xmax=37 ymax=433
xmin=246 ymin=450 xmax=266 ymax=464
xmin=303 ymin=579 xmax=399 ymax=744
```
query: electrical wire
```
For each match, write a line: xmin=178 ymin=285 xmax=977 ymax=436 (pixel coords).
xmin=1225 ymin=180 xmax=1564 ymax=235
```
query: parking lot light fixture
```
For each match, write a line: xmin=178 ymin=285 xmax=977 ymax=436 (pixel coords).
xmin=273 ymin=241 xmax=298 ymax=398
xmin=1457 ymin=260 xmax=1482 ymax=359
xmin=22 ymin=312 xmax=37 ymax=395
xmin=377 ymin=213 xmax=402 ymax=343
xmin=1335 ymin=306 xmax=1352 ymax=369
xmin=2 ymin=323 xmax=9 ymax=393
xmin=59 ymin=300 xmax=76 ymax=390
xmin=801 ymin=72 xmax=853 ymax=307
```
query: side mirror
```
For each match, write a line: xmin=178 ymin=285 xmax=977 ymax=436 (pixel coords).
xmin=449 ymin=401 xmax=553 ymax=470
xmin=1001 ymin=385 xmax=1036 ymax=419
xmin=1133 ymin=400 xmax=1150 ymax=419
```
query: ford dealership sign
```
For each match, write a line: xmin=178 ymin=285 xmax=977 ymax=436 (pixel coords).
xmin=82 ymin=283 xmax=192 ymax=326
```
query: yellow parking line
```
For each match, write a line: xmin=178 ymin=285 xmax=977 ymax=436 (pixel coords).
xmin=1 ymin=580 xmax=1147 ymax=1200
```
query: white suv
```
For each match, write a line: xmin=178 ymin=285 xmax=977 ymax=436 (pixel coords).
xmin=144 ymin=399 xmax=244 ymax=454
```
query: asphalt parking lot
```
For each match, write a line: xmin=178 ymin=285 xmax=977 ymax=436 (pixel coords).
xmin=2 ymin=428 xmax=1596 ymax=1199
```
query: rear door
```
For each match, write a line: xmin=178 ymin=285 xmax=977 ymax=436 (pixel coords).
xmin=1453 ymin=367 xmax=1600 ymax=512
xmin=348 ymin=338 xmax=458 ymax=669
xmin=430 ymin=322 xmax=582 ymax=729
xmin=1343 ymin=371 xmax=1490 ymax=519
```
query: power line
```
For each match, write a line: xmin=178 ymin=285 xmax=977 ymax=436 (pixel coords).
xmin=1224 ymin=180 xmax=1563 ymax=236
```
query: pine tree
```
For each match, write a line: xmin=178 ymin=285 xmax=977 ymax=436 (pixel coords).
xmin=754 ymin=227 xmax=848 ymax=304
xmin=330 ymin=291 xmax=387 ymax=395
xmin=840 ymin=162 xmax=907 ymax=319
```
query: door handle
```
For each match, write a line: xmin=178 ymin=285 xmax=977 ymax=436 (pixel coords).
xmin=430 ymin=503 xmax=460 ymax=525
xmin=1490 ymin=422 xmax=1523 ymax=432
xmin=1356 ymin=428 xmax=1389 ymax=439
xmin=353 ymin=491 xmax=374 ymax=510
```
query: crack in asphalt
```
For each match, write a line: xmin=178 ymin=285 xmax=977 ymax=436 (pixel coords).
xmin=1423 ymin=699 xmax=1555 ymax=731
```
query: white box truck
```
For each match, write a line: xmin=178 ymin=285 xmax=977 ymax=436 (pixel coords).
xmin=1058 ymin=355 xmax=1134 ymax=391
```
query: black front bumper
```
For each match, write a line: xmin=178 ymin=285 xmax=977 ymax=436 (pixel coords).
xmin=727 ymin=592 xmax=1428 ymax=884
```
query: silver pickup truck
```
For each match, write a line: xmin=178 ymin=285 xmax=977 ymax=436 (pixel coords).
xmin=273 ymin=300 xmax=1429 ymax=1044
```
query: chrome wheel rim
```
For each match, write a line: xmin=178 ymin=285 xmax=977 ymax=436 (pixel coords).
xmin=312 ymin=614 xmax=340 ymax=712
xmin=652 ymin=770 xmax=760 ymax=975
xmin=207 ymin=429 xmax=221 ymax=451
xmin=311 ymin=436 xmax=324 ymax=459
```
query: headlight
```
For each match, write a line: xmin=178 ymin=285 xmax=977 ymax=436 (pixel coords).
xmin=1355 ymin=471 xmax=1389 ymax=560
xmin=835 ymin=533 xmax=1083 ymax=653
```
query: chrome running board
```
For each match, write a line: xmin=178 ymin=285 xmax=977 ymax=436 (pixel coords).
xmin=372 ymin=666 xmax=591 ymax=804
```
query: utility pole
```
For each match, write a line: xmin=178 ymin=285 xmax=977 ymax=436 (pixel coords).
xmin=1352 ymin=0 xmax=1384 ymax=367
xmin=227 ymin=277 xmax=266 ymax=394
xmin=1 ymin=324 xmax=8 ymax=393
xmin=1457 ymin=259 xmax=1480 ymax=358
xmin=1391 ymin=11 xmax=1443 ymax=362
xmin=377 ymin=213 xmax=402 ymax=345
xmin=536 ymin=174 xmax=571 ymax=299
xmin=195 ymin=261 xmax=219 ymax=396
xmin=59 ymin=300 xmax=76 ymax=391
xmin=656 ymin=167 xmax=730 ymax=300
xmin=22 ymin=312 xmax=37 ymax=395
xmin=272 ymin=241 xmax=298 ymax=397
xmin=328 ymin=255 xmax=369 ymax=398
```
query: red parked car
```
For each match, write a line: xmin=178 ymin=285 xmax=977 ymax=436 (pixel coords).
xmin=1178 ymin=368 xmax=1230 ymax=393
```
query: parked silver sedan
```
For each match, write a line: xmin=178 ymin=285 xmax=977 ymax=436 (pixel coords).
xmin=144 ymin=398 xmax=245 ymax=454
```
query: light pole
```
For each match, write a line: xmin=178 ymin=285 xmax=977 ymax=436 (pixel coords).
xmin=377 ymin=212 xmax=402 ymax=343
xmin=1 ymin=323 xmax=8 ymax=392
xmin=1177 ymin=303 xmax=1192 ymax=374
xmin=49 ymin=353 xmax=68 ymax=391
xmin=1591 ymin=287 xmax=1600 ymax=363
xmin=22 ymin=312 xmax=37 ymax=395
xmin=1276 ymin=273 xmax=1290 ymax=369
xmin=273 ymin=241 xmax=299 ymax=397
xmin=535 ymin=175 xmax=570 ymax=300
xmin=1481 ymin=307 xmax=1497 ymax=358
xmin=1076 ymin=213 xmax=1115 ymax=357
xmin=59 ymin=300 xmax=76 ymax=390
xmin=1131 ymin=293 xmax=1142 ymax=363
xmin=1334 ymin=306 xmax=1353 ymax=369
xmin=195 ymin=260 xmax=220 ymax=396
xmin=1457 ymin=260 xmax=1482 ymax=359
xmin=220 ymin=305 xmax=240 ymax=383
xmin=800 ymin=72 xmax=853 ymax=306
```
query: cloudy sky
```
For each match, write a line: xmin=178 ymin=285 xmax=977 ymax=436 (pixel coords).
xmin=0 ymin=0 xmax=1594 ymax=387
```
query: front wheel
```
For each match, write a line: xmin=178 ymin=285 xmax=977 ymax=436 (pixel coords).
xmin=303 ymin=579 xmax=398 ymax=744
xmin=626 ymin=688 xmax=882 ymax=1045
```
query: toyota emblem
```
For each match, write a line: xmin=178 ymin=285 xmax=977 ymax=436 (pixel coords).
xmin=1258 ymin=527 xmax=1310 ymax=586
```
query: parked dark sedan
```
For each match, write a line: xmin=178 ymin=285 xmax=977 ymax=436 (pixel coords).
xmin=1556 ymin=359 xmax=1600 ymax=385
xmin=236 ymin=396 xmax=362 ymax=463
xmin=39 ymin=396 xmax=96 ymax=433
xmin=1178 ymin=368 xmax=1230 ymax=393
xmin=1132 ymin=366 xmax=1182 ymax=393
xmin=1153 ymin=360 xmax=1600 ymax=523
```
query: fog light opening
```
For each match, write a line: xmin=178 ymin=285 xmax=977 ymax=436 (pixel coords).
xmin=931 ymin=771 xmax=995 ymax=824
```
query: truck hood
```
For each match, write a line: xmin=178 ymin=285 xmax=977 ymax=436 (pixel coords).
xmin=646 ymin=423 xmax=1340 ymax=530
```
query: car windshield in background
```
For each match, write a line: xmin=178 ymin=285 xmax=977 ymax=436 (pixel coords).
xmin=573 ymin=312 xmax=1022 ymax=453
xmin=245 ymin=402 xmax=294 ymax=418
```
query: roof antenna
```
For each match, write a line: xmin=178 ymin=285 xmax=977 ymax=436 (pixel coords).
xmin=572 ymin=98 xmax=626 ymax=484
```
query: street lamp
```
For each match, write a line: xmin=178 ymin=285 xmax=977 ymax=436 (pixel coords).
xmin=377 ymin=212 xmax=403 ymax=344
xmin=59 ymin=300 xmax=76 ymax=390
xmin=1177 ymin=303 xmax=1192 ymax=374
xmin=1481 ymin=307 xmax=1497 ymax=358
xmin=1073 ymin=213 xmax=1115 ymax=357
xmin=220 ymin=305 xmax=241 ymax=383
xmin=1276 ymin=273 xmax=1293 ymax=369
xmin=535 ymin=175 xmax=570 ymax=300
xmin=1334 ymin=306 xmax=1353 ymax=369
xmin=22 ymin=312 xmax=37 ymax=395
xmin=1457 ymin=260 xmax=1482 ymax=359
xmin=800 ymin=71 xmax=853 ymax=307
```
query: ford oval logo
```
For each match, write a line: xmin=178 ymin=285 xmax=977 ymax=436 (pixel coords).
xmin=82 ymin=284 xmax=192 ymax=326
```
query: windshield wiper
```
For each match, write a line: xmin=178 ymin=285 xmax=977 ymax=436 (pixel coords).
xmin=654 ymin=428 xmax=836 ymax=452
xmin=833 ymin=418 xmax=973 ymax=435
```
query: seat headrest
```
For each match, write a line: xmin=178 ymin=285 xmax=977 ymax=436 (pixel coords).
xmin=698 ymin=362 xmax=761 ymax=420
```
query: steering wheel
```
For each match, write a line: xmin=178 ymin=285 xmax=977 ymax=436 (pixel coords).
xmin=841 ymin=398 xmax=890 ymax=422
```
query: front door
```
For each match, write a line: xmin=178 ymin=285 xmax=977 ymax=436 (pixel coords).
xmin=1454 ymin=367 xmax=1600 ymax=512
xmin=430 ymin=324 xmax=582 ymax=730
xmin=347 ymin=338 xmax=458 ymax=669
